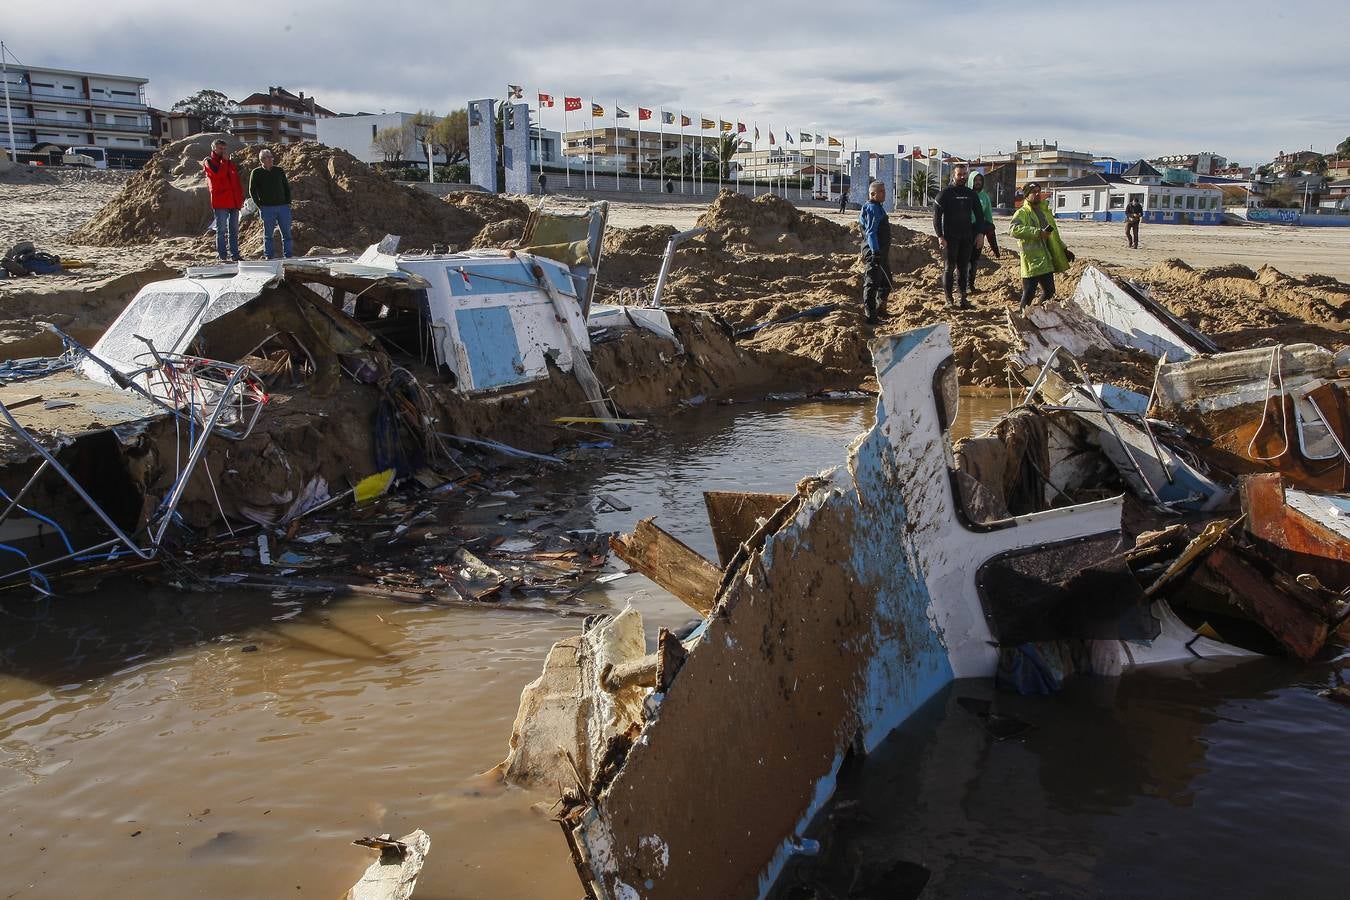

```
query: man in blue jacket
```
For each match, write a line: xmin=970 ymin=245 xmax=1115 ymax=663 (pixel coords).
xmin=858 ymin=180 xmax=891 ymax=324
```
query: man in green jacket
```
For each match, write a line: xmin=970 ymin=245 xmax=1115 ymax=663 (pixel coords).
xmin=249 ymin=149 xmax=293 ymax=259
xmin=966 ymin=170 xmax=999 ymax=293
xmin=1010 ymin=182 xmax=1073 ymax=313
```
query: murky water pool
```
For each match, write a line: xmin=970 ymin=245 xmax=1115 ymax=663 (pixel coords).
xmin=5 ymin=394 xmax=1345 ymax=898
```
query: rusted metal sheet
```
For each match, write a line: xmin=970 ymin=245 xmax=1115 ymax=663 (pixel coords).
xmin=609 ymin=518 xmax=721 ymax=617
xmin=554 ymin=324 xmax=1248 ymax=900
xmin=1242 ymin=473 xmax=1350 ymax=593
xmin=702 ymin=490 xmax=793 ymax=567
xmin=1195 ymin=542 xmax=1330 ymax=661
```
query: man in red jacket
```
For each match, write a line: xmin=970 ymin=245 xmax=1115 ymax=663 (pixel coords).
xmin=202 ymin=139 xmax=243 ymax=261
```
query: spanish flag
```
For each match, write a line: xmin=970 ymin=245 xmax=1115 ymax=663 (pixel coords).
xmin=719 ymin=120 xmax=732 ymax=132
xmin=701 ymin=118 xmax=715 ymax=129
xmin=592 ymin=103 xmax=604 ymax=117
xmin=828 ymin=136 xmax=842 ymax=146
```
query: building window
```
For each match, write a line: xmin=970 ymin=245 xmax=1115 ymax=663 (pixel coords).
xmin=1186 ymin=195 xmax=1195 ymax=209
xmin=1148 ymin=194 xmax=1158 ymax=208
xmin=1081 ymin=193 xmax=1092 ymax=208
xmin=1162 ymin=194 xmax=1171 ymax=208
xmin=1056 ymin=193 xmax=1066 ymax=208
xmin=1110 ymin=194 xmax=1125 ymax=209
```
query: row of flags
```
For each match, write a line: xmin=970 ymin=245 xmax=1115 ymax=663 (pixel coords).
xmin=513 ymin=85 xmax=843 ymax=147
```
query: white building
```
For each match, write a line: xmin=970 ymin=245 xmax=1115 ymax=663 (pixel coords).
xmin=0 ymin=63 xmax=155 ymax=160
xmin=1051 ymin=160 xmax=1224 ymax=225
xmin=317 ymin=112 xmax=443 ymax=164
xmin=732 ymin=145 xmax=840 ymax=181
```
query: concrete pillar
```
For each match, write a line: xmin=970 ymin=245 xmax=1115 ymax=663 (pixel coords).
xmin=875 ymin=154 xmax=897 ymax=212
xmin=848 ymin=151 xmax=869 ymax=207
xmin=467 ymin=99 xmax=497 ymax=192
xmin=502 ymin=102 xmax=531 ymax=195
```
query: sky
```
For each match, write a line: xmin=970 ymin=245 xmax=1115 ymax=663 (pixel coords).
xmin=3 ymin=0 xmax=1346 ymax=166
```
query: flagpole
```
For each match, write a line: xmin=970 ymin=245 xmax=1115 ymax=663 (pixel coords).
xmin=679 ymin=111 xmax=685 ymax=195
xmin=658 ymin=110 xmax=663 ymax=194
xmin=589 ymin=99 xmax=595 ymax=190
xmin=637 ymin=108 xmax=643 ymax=193
xmin=563 ymin=99 xmax=570 ymax=189
xmin=613 ymin=100 xmax=620 ymax=190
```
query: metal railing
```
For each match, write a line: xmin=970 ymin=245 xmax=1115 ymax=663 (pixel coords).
xmin=1 ymin=114 xmax=151 ymax=135
xmin=5 ymin=87 xmax=149 ymax=111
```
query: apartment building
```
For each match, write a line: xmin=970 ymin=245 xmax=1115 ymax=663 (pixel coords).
xmin=0 ymin=63 xmax=155 ymax=160
xmin=1014 ymin=140 xmax=1096 ymax=189
xmin=563 ymin=125 xmax=680 ymax=173
xmin=1154 ymin=152 xmax=1228 ymax=175
xmin=733 ymin=146 xmax=840 ymax=181
xmin=229 ymin=86 xmax=336 ymax=145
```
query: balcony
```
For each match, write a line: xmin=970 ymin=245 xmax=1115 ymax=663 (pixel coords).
xmin=3 ymin=86 xmax=148 ymax=112
xmin=3 ymin=115 xmax=150 ymax=135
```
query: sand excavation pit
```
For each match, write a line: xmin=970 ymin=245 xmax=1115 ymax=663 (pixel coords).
xmin=72 ymin=134 xmax=513 ymax=256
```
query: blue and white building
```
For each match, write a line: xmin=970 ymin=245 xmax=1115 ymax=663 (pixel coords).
xmin=1052 ymin=160 xmax=1224 ymax=225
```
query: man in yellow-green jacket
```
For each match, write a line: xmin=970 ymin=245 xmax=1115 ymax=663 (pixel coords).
xmin=1010 ymin=181 xmax=1073 ymax=313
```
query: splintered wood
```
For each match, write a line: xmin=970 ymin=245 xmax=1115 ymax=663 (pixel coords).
xmin=609 ymin=518 xmax=722 ymax=617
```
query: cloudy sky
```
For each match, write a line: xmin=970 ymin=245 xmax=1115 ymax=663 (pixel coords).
xmin=4 ymin=0 xmax=1345 ymax=165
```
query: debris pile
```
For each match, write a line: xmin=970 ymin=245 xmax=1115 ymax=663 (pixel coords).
xmin=73 ymin=134 xmax=487 ymax=255
xmin=498 ymin=266 xmax=1350 ymax=899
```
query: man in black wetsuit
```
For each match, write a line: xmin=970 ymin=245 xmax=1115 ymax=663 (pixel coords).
xmin=933 ymin=163 xmax=987 ymax=308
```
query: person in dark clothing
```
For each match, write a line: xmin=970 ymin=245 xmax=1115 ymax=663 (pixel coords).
xmin=933 ymin=163 xmax=986 ymax=308
xmin=858 ymin=181 xmax=891 ymax=324
xmin=665 ymin=178 xmax=674 ymax=194
xmin=1125 ymin=197 xmax=1143 ymax=248
xmin=248 ymin=149 xmax=292 ymax=259
xmin=538 ymin=172 xmax=548 ymax=194
xmin=966 ymin=171 xmax=999 ymax=293
xmin=839 ymin=190 xmax=848 ymax=214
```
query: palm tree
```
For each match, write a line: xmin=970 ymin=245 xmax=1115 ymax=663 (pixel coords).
xmin=910 ymin=170 xmax=930 ymax=204
xmin=715 ymin=133 xmax=740 ymax=179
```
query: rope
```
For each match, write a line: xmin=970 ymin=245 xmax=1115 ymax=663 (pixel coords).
xmin=1247 ymin=344 xmax=1291 ymax=462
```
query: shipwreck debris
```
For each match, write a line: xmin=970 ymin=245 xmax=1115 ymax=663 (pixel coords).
xmin=345 ymin=830 xmax=431 ymax=900
xmin=510 ymin=324 xmax=1251 ymax=899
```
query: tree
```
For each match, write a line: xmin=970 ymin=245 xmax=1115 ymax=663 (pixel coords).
xmin=1338 ymin=136 xmax=1350 ymax=156
xmin=1305 ymin=154 xmax=1328 ymax=176
xmin=429 ymin=109 xmax=469 ymax=165
xmin=910 ymin=170 xmax=931 ymax=204
xmin=172 ymin=89 xmax=233 ymax=132
xmin=372 ymin=126 xmax=407 ymax=163
xmin=715 ymin=133 xmax=740 ymax=178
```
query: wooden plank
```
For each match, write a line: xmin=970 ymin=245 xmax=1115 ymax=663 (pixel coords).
xmin=703 ymin=491 xmax=794 ymax=567
xmin=610 ymin=518 xmax=721 ymax=617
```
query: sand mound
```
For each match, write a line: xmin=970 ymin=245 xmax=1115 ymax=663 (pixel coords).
xmin=445 ymin=191 xmax=530 ymax=222
xmin=0 ymin=164 xmax=57 ymax=186
xmin=696 ymin=190 xmax=858 ymax=254
xmin=74 ymin=133 xmax=485 ymax=255
xmin=470 ymin=218 xmax=525 ymax=248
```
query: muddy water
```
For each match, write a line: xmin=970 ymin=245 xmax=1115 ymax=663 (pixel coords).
xmin=18 ymin=393 xmax=1343 ymax=899
xmin=0 ymin=397 xmax=917 ymax=899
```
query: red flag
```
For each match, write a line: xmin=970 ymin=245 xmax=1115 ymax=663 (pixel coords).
xmin=638 ymin=107 xmax=652 ymax=121
xmin=564 ymin=96 xmax=582 ymax=111
xmin=681 ymin=115 xmax=691 ymax=127
xmin=538 ymin=93 xmax=554 ymax=107
xmin=769 ymin=131 xmax=776 ymax=145
xmin=737 ymin=122 xmax=746 ymax=133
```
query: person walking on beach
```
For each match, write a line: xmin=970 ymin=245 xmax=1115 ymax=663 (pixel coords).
xmin=859 ymin=180 xmax=891 ymax=325
xmin=1010 ymin=182 xmax=1073 ymax=313
xmin=248 ymin=149 xmax=293 ymax=259
xmin=933 ymin=163 xmax=986 ymax=308
xmin=1125 ymin=196 xmax=1143 ymax=248
xmin=202 ymin=139 xmax=243 ymax=262
xmin=838 ymin=189 xmax=848 ymax=214
xmin=538 ymin=172 xmax=548 ymax=195
xmin=966 ymin=170 xmax=1000 ymax=293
